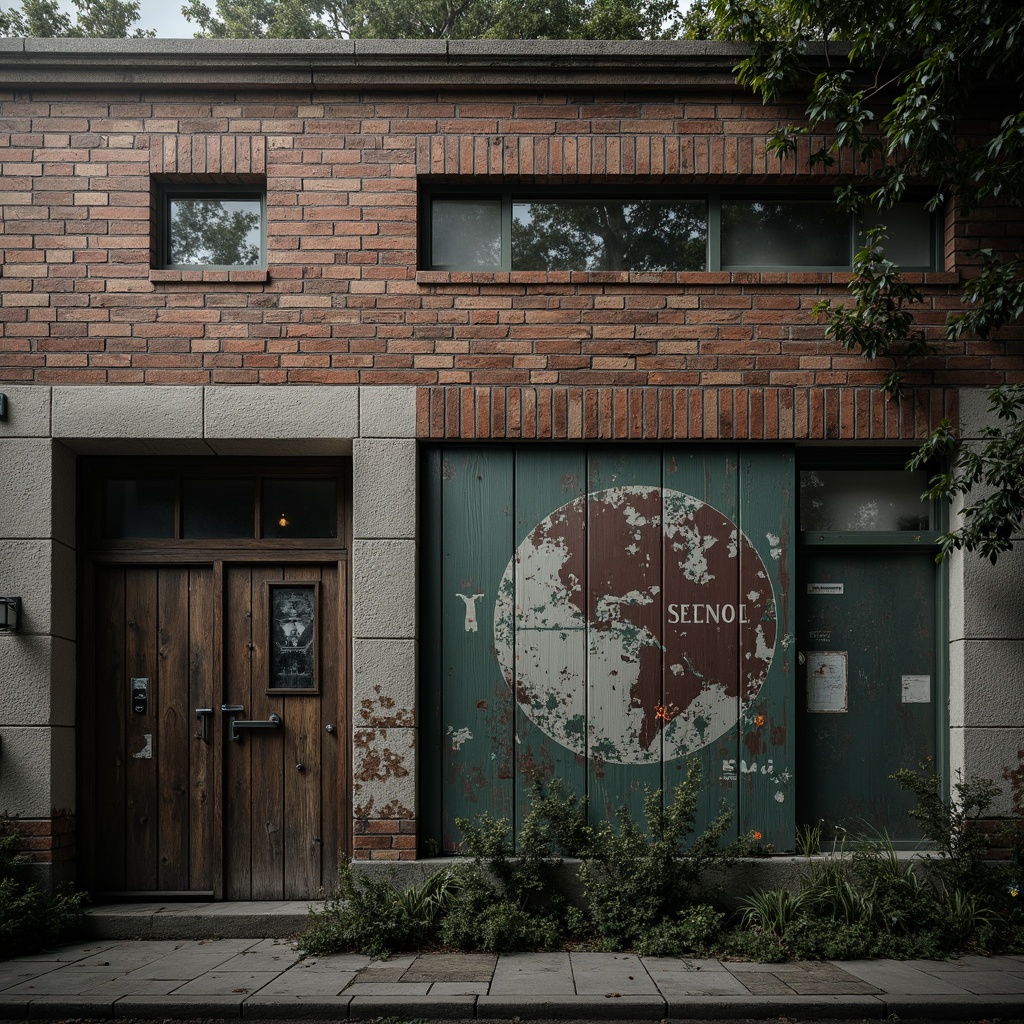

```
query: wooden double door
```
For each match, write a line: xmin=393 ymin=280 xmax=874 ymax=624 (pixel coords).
xmin=84 ymin=562 xmax=346 ymax=899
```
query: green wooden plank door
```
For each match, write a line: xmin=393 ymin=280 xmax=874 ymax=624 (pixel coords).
xmin=797 ymin=548 xmax=936 ymax=841
xmin=424 ymin=443 xmax=796 ymax=849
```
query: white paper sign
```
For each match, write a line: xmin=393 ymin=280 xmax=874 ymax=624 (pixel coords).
xmin=806 ymin=651 xmax=848 ymax=713
xmin=901 ymin=675 xmax=931 ymax=703
xmin=807 ymin=582 xmax=844 ymax=595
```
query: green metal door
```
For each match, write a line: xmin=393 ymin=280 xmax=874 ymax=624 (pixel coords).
xmin=422 ymin=445 xmax=796 ymax=853
xmin=796 ymin=548 xmax=938 ymax=842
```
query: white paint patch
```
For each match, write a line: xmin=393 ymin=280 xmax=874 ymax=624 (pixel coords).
xmin=132 ymin=734 xmax=153 ymax=760
xmin=447 ymin=726 xmax=473 ymax=751
xmin=775 ymin=791 xmax=786 ymax=803
xmin=456 ymin=592 xmax=485 ymax=632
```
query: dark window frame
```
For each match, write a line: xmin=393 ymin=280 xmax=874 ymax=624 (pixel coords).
xmin=83 ymin=457 xmax=349 ymax=557
xmin=422 ymin=186 xmax=941 ymax=273
xmin=155 ymin=182 xmax=267 ymax=271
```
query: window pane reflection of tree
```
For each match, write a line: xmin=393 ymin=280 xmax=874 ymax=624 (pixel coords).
xmin=721 ymin=201 xmax=849 ymax=268
xmin=512 ymin=200 xmax=707 ymax=271
xmin=169 ymin=199 xmax=262 ymax=267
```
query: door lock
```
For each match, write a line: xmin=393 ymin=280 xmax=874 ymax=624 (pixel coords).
xmin=195 ymin=707 xmax=213 ymax=742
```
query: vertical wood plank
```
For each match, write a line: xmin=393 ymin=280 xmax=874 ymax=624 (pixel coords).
xmin=585 ymin=449 xmax=663 ymax=829
xmin=738 ymin=447 xmax=795 ymax=848
xmin=223 ymin=565 xmax=254 ymax=900
xmin=188 ymin=566 xmax=216 ymax=893
xmin=440 ymin=447 xmax=515 ymax=850
xmin=510 ymin=446 xmax=588 ymax=842
xmin=157 ymin=567 xmax=189 ymax=891
xmin=282 ymin=565 xmax=322 ymax=899
xmin=250 ymin=565 xmax=285 ymax=899
xmin=662 ymin=448 xmax=741 ymax=841
xmin=319 ymin=560 xmax=344 ymax=886
xmin=124 ymin=567 xmax=159 ymax=890
xmin=94 ymin=567 xmax=126 ymax=892
xmin=419 ymin=448 xmax=445 ymax=853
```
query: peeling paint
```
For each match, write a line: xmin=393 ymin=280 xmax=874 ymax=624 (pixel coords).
xmin=447 ymin=726 xmax=473 ymax=751
xmin=493 ymin=485 xmax=777 ymax=765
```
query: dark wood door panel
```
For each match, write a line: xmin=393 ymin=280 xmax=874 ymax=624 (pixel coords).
xmin=89 ymin=561 xmax=344 ymax=899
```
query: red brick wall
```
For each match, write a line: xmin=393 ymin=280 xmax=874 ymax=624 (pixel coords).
xmin=0 ymin=84 xmax=1020 ymax=423
xmin=7 ymin=815 xmax=76 ymax=865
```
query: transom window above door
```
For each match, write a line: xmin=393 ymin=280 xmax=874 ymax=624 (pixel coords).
xmin=88 ymin=461 xmax=346 ymax=547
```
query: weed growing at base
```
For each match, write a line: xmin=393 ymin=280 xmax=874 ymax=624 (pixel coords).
xmin=300 ymin=762 xmax=1024 ymax=960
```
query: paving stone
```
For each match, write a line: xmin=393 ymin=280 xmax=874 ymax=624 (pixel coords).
xmin=403 ymin=953 xmax=496 ymax=983
xmin=640 ymin=956 xmax=726 ymax=971
xmin=727 ymin=971 xmax=796 ymax=995
xmin=253 ymin=971 xmax=358 ymax=996
xmin=837 ymin=959 xmax=972 ymax=994
xmin=345 ymin=982 xmax=432 ymax=995
xmin=570 ymin=952 xmax=658 ymax=995
xmin=956 ymin=970 xmax=1024 ymax=994
xmin=216 ymin=946 xmax=303 ymax=973
xmin=291 ymin=953 xmax=372 ymax=971
xmin=170 ymin=970 xmax=279 ymax=996
xmin=428 ymin=982 xmax=490 ymax=995
xmin=4 ymin=970 xmax=127 ymax=995
xmin=351 ymin=966 xmax=407 ymax=983
xmin=646 ymin=969 xmax=749 ymax=996
xmin=13 ymin=942 xmax=119 ymax=963
xmin=490 ymin=952 xmax=574 ymax=995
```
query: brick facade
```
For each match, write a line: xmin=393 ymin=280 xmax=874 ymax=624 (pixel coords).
xmin=0 ymin=41 xmax=1021 ymax=881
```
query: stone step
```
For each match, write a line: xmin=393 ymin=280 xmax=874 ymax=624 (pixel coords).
xmin=84 ymin=901 xmax=318 ymax=940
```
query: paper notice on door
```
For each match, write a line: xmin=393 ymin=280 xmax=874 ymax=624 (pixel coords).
xmin=806 ymin=651 xmax=848 ymax=713
xmin=901 ymin=675 xmax=931 ymax=703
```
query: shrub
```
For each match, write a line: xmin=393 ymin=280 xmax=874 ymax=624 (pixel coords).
xmin=301 ymin=864 xmax=459 ymax=958
xmin=0 ymin=817 xmax=84 ymax=959
xmin=578 ymin=762 xmax=747 ymax=949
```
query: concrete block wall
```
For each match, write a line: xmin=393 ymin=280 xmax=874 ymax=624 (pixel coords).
xmin=948 ymin=387 xmax=1024 ymax=818
xmin=0 ymin=387 xmax=77 ymax=878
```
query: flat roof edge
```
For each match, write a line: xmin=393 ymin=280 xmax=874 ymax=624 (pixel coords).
xmin=0 ymin=38 xmax=847 ymax=90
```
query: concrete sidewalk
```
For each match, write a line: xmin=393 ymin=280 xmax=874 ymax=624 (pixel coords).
xmin=0 ymin=938 xmax=1023 ymax=1021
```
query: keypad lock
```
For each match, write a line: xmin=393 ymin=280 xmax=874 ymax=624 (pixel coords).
xmin=131 ymin=677 xmax=149 ymax=714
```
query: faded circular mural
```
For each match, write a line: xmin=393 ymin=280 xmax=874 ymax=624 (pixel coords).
xmin=493 ymin=485 xmax=776 ymax=765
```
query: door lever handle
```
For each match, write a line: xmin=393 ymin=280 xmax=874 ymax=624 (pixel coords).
xmin=229 ymin=713 xmax=282 ymax=742
xmin=195 ymin=707 xmax=214 ymax=742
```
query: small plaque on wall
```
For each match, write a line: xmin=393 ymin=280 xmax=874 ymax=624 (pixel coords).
xmin=268 ymin=583 xmax=318 ymax=692
xmin=806 ymin=651 xmax=848 ymax=713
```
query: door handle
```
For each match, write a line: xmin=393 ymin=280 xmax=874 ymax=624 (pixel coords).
xmin=228 ymin=713 xmax=282 ymax=742
xmin=195 ymin=707 xmax=213 ymax=742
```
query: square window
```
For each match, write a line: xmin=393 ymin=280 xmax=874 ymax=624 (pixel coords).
xmin=158 ymin=185 xmax=265 ymax=269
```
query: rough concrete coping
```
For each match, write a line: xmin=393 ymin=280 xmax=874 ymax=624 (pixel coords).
xmin=0 ymin=38 xmax=846 ymax=91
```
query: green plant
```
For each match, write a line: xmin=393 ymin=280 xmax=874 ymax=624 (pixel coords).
xmin=739 ymin=887 xmax=809 ymax=936
xmin=634 ymin=904 xmax=724 ymax=957
xmin=795 ymin=821 xmax=822 ymax=857
xmin=301 ymin=864 xmax=460 ymax=958
xmin=892 ymin=766 xmax=1001 ymax=892
xmin=0 ymin=817 xmax=84 ymax=959
xmin=578 ymin=761 xmax=745 ymax=949
xmin=440 ymin=787 xmax=581 ymax=952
